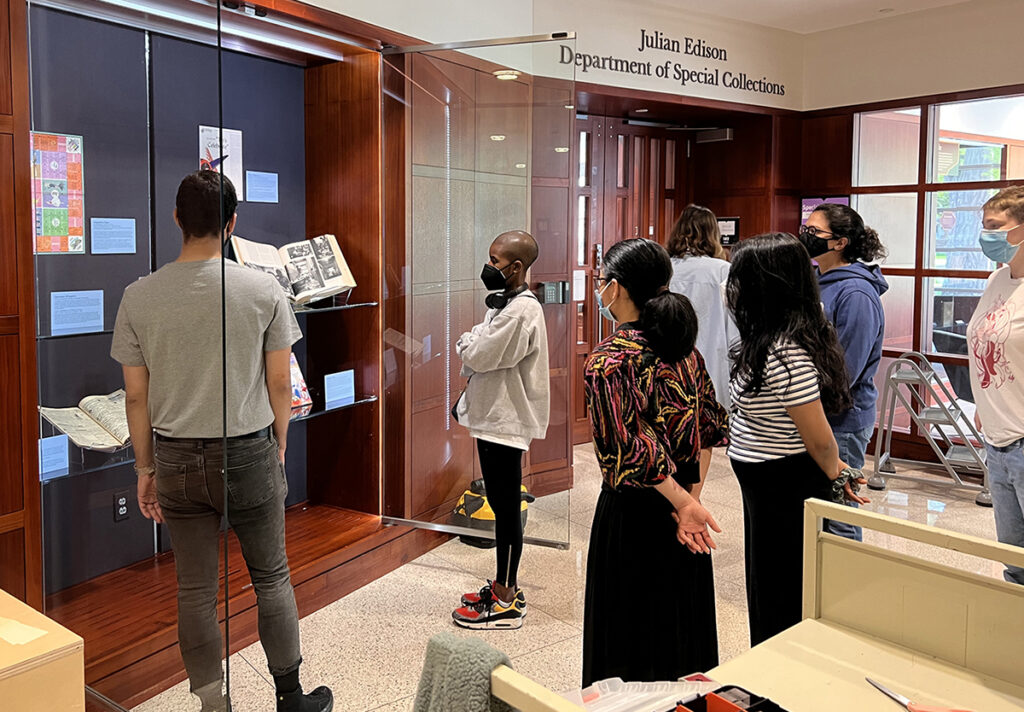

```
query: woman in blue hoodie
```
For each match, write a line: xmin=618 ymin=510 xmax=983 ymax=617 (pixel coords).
xmin=799 ymin=204 xmax=888 ymax=540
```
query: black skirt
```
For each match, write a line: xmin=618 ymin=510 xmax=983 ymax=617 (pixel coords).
xmin=582 ymin=472 xmax=718 ymax=687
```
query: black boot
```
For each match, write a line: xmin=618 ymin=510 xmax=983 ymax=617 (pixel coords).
xmin=276 ymin=685 xmax=333 ymax=712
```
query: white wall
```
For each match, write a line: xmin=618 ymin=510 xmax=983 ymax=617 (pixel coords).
xmin=803 ymin=0 xmax=1024 ymax=110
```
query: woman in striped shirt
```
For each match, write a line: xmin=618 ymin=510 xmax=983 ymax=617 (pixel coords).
xmin=726 ymin=233 xmax=869 ymax=646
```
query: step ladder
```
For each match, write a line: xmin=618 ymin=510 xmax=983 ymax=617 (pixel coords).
xmin=871 ymin=351 xmax=992 ymax=507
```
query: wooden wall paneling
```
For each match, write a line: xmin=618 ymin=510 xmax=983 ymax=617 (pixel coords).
xmin=772 ymin=114 xmax=803 ymax=192
xmin=0 ymin=134 xmax=16 ymax=313
xmin=0 ymin=334 xmax=22 ymax=516
xmin=0 ymin=527 xmax=25 ymax=601
xmin=0 ymin=0 xmax=11 ymax=115
xmin=304 ymin=52 xmax=383 ymax=515
xmin=801 ymin=114 xmax=854 ymax=193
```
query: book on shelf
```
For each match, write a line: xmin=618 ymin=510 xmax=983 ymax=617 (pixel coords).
xmin=231 ymin=233 xmax=356 ymax=305
xmin=290 ymin=353 xmax=312 ymax=410
xmin=39 ymin=390 xmax=129 ymax=452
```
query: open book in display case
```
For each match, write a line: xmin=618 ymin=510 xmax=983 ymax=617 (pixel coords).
xmin=15 ymin=1 xmax=575 ymax=707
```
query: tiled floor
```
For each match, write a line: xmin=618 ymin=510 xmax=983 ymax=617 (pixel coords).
xmin=133 ymin=445 xmax=1000 ymax=711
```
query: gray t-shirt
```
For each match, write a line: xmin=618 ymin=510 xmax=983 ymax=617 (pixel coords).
xmin=111 ymin=258 xmax=301 ymax=438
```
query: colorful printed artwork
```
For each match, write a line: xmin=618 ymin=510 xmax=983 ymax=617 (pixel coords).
xmin=31 ymin=132 xmax=85 ymax=254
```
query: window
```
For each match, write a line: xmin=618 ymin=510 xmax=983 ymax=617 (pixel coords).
xmin=852 ymin=93 xmax=1021 ymax=428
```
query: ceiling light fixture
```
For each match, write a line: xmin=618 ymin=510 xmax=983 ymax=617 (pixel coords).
xmin=515 ymin=163 xmax=527 ymax=169
xmin=493 ymin=69 xmax=521 ymax=81
xmin=633 ymin=108 xmax=649 ymax=113
xmin=564 ymin=104 xmax=575 ymax=110
xmin=554 ymin=147 xmax=569 ymax=153
xmin=490 ymin=135 xmax=506 ymax=141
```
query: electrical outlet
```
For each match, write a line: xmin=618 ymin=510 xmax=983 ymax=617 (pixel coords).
xmin=113 ymin=490 xmax=130 ymax=522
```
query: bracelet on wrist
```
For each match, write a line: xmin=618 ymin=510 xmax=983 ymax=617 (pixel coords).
xmin=134 ymin=464 xmax=156 ymax=477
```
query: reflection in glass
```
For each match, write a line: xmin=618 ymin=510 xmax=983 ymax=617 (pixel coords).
xmin=578 ymin=130 xmax=590 ymax=188
xmin=923 ymin=276 xmax=987 ymax=357
xmin=932 ymin=94 xmax=1024 ymax=183
xmin=853 ymin=108 xmax=920 ymax=186
xmin=926 ymin=189 xmax=997 ymax=270
xmin=880 ymin=275 xmax=915 ymax=352
xmin=666 ymin=140 xmax=676 ymax=190
xmin=577 ymin=195 xmax=589 ymax=266
xmin=851 ymin=193 xmax=917 ymax=268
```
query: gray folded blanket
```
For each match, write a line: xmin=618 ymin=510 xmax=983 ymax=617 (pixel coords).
xmin=413 ymin=632 xmax=515 ymax=712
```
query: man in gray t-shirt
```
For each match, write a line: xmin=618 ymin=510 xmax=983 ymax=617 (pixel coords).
xmin=111 ymin=171 xmax=332 ymax=712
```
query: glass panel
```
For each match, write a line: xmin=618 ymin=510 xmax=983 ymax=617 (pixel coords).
xmin=578 ymin=130 xmax=590 ymax=188
xmin=880 ymin=275 xmax=915 ymax=352
xmin=853 ymin=108 xmax=920 ymax=186
xmin=924 ymin=276 xmax=987 ymax=356
xmin=631 ymin=135 xmax=643 ymax=237
xmin=932 ymin=94 xmax=1024 ymax=183
xmin=616 ymin=134 xmax=627 ymax=188
xmin=665 ymin=198 xmax=676 ymax=239
xmin=577 ymin=195 xmax=589 ymax=265
xmin=874 ymin=356 xmax=913 ymax=432
xmin=649 ymin=138 xmax=660 ymax=237
xmin=851 ymin=193 xmax=917 ymax=268
xmin=926 ymin=188 xmax=997 ymax=270
xmin=383 ymin=37 xmax=575 ymax=550
xmin=666 ymin=140 xmax=677 ymax=190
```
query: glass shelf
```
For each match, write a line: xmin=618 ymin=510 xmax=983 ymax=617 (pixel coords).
xmin=37 ymin=329 xmax=114 ymax=341
xmin=39 ymin=396 xmax=378 ymax=483
xmin=292 ymin=300 xmax=378 ymax=315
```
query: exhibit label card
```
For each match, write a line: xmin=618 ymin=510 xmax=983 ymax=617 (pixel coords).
xmin=199 ymin=125 xmax=245 ymax=201
xmin=246 ymin=171 xmax=279 ymax=203
xmin=51 ymin=290 xmax=103 ymax=336
xmin=324 ymin=370 xmax=356 ymax=409
xmin=39 ymin=434 xmax=70 ymax=479
xmin=91 ymin=217 xmax=137 ymax=254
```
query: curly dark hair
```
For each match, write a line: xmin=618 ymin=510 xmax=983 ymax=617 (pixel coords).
xmin=727 ymin=233 xmax=852 ymax=415
xmin=667 ymin=204 xmax=726 ymax=260
xmin=812 ymin=203 xmax=886 ymax=263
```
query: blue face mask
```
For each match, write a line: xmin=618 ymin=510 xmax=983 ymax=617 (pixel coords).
xmin=595 ymin=281 xmax=616 ymax=322
xmin=979 ymin=225 xmax=1022 ymax=264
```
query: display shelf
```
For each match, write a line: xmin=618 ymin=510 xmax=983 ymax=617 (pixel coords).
xmin=39 ymin=397 xmax=378 ymax=483
xmin=37 ymin=329 xmax=114 ymax=341
xmin=292 ymin=300 xmax=378 ymax=315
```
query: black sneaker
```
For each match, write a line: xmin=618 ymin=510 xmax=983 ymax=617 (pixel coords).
xmin=460 ymin=581 xmax=527 ymax=617
xmin=452 ymin=594 xmax=524 ymax=630
xmin=276 ymin=685 xmax=333 ymax=712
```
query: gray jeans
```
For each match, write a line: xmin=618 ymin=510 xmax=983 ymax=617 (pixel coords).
xmin=155 ymin=431 xmax=302 ymax=691
xmin=986 ymin=438 xmax=1024 ymax=585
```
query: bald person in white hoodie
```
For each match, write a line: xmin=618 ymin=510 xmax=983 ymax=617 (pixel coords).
xmin=451 ymin=230 xmax=550 ymax=630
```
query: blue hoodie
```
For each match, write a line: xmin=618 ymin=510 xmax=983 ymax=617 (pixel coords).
xmin=818 ymin=263 xmax=889 ymax=433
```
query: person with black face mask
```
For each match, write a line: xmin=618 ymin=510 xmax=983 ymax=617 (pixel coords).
xmin=451 ymin=230 xmax=550 ymax=629
xmin=798 ymin=205 xmax=888 ymax=542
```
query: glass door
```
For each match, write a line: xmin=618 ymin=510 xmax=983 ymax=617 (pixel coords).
xmin=381 ymin=34 xmax=576 ymax=549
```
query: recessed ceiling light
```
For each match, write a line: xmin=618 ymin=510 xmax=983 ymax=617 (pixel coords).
xmin=634 ymin=108 xmax=649 ymax=113
xmin=515 ymin=163 xmax=526 ymax=169
xmin=564 ymin=104 xmax=575 ymax=110
xmin=493 ymin=69 xmax=520 ymax=80
xmin=554 ymin=147 xmax=569 ymax=153
xmin=490 ymin=135 xmax=506 ymax=141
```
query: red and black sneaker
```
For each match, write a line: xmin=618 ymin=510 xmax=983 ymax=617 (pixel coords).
xmin=452 ymin=594 xmax=524 ymax=630
xmin=461 ymin=581 xmax=527 ymax=616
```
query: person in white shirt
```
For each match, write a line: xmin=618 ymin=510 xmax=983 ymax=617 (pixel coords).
xmin=451 ymin=231 xmax=550 ymax=628
xmin=667 ymin=204 xmax=737 ymax=409
xmin=967 ymin=185 xmax=1024 ymax=585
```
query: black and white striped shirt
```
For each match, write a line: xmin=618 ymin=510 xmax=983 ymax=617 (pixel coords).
xmin=727 ymin=342 xmax=820 ymax=463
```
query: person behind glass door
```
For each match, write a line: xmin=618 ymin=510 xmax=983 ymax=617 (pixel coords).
xmin=667 ymin=204 xmax=739 ymax=411
xmin=111 ymin=172 xmax=332 ymax=712
xmin=968 ymin=186 xmax=1024 ymax=585
xmin=799 ymin=204 xmax=889 ymax=541
xmin=583 ymin=238 xmax=728 ymax=685
xmin=451 ymin=231 xmax=550 ymax=629
xmin=726 ymin=233 xmax=869 ymax=646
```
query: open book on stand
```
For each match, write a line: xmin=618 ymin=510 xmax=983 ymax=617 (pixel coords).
xmin=39 ymin=390 xmax=129 ymax=452
xmin=231 ymin=233 xmax=357 ymax=305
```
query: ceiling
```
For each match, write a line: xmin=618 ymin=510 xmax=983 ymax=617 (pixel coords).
xmin=637 ymin=0 xmax=972 ymax=34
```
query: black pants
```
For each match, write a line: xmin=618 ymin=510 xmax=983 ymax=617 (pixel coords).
xmin=477 ymin=439 xmax=524 ymax=589
xmin=731 ymin=452 xmax=832 ymax=647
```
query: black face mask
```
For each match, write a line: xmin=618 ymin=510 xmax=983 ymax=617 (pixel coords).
xmin=798 ymin=229 xmax=832 ymax=259
xmin=480 ymin=262 xmax=514 ymax=291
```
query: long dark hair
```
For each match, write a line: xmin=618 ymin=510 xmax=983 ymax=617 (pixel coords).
xmin=667 ymin=204 xmax=726 ymax=260
xmin=727 ymin=233 xmax=852 ymax=415
xmin=604 ymin=238 xmax=698 ymax=364
xmin=812 ymin=203 xmax=886 ymax=263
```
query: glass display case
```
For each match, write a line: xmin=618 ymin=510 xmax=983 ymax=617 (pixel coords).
xmin=23 ymin=1 xmax=577 ymax=708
